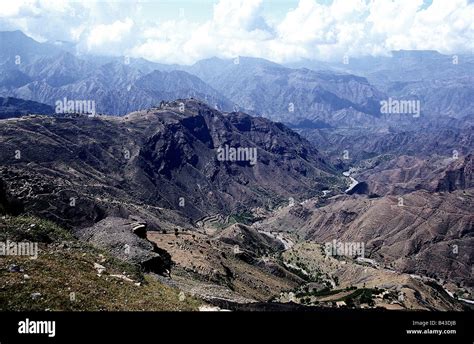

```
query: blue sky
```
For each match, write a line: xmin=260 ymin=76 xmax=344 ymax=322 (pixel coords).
xmin=134 ymin=0 xmax=300 ymax=22
xmin=0 ymin=0 xmax=471 ymax=64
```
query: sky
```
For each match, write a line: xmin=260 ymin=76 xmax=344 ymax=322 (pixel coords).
xmin=0 ymin=0 xmax=472 ymax=65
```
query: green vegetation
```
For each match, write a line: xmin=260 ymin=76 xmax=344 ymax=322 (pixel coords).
xmin=0 ymin=215 xmax=75 ymax=243
xmin=293 ymin=285 xmax=382 ymax=308
xmin=297 ymin=286 xmax=357 ymax=298
xmin=335 ymin=288 xmax=381 ymax=307
xmin=0 ymin=215 xmax=202 ymax=311
xmin=228 ymin=211 xmax=257 ymax=226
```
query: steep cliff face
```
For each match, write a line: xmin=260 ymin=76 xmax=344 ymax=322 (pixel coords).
xmin=436 ymin=154 xmax=473 ymax=192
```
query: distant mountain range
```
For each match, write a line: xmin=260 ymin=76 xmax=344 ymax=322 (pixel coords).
xmin=288 ymin=50 xmax=474 ymax=119
xmin=2 ymin=30 xmax=472 ymax=127
xmin=183 ymin=57 xmax=384 ymax=126
xmin=0 ymin=31 xmax=233 ymax=115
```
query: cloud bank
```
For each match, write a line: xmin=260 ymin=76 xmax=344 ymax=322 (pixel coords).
xmin=0 ymin=0 xmax=472 ymax=64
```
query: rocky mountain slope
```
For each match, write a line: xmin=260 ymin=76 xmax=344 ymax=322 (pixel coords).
xmin=0 ymin=99 xmax=340 ymax=228
xmin=253 ymin=189 xmax=474 ymax=293
xmin=298 ymin=120 xmax=473 ymax=166
xmin=3 ymin=31 xmax=471 ymax=132
xmin=2 ymin=98 xmax=467 ymax=311
xmin=0 ymin=99 xmax=342 ymax=307
xmin=351 ymin=154 xmax=474 ymax=196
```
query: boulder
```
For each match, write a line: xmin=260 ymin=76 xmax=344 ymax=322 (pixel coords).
xmin=75 ymin=217 xmax=171 ymax=275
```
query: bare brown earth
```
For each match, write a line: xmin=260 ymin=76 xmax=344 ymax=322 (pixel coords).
xmin=352 ymin=154 xmax=473 ymax=196
xmin=147 ymin=226 xmax=302 ymax=303
xmin=253 ymin=189 xmax=473 ymax=300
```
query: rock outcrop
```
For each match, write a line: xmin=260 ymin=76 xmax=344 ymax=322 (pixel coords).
xmin=75 ymin=216 xmax=172 ymax=275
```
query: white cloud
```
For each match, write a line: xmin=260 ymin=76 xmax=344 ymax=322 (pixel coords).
xmin=85 ymin=18 xmax=134 ymax=54
xmin=0 ymin=0 xmax=48 ymax=18
xmin=0 ymin=0 xmax=472 ymax=64
xmin=384 ymin=0 xmax=474 ymax=53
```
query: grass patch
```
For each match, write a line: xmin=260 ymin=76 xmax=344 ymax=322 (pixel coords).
xmin=335 ymin=288 xmax=381 ymax=307
xmin=0 ymin=215 xmax=75 ymax=243
xmin=229 ymin=211 xmax=257 ymax=226
xmin=0 ymin=215 xmax=202 ymax=311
